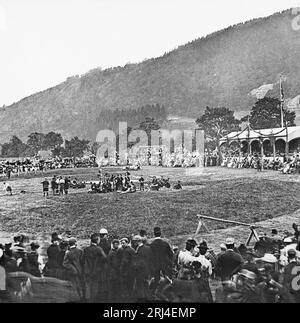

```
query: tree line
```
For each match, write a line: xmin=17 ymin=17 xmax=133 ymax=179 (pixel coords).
xmin=0 ymin=132 xmax=90 ymax=159
xmin=0 ymin=97 xmax=296 ymax=158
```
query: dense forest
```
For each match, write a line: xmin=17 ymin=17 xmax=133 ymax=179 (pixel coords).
xmin=96 ymin=104 xmax=167 ymax=132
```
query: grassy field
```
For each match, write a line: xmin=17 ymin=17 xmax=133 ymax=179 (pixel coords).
xmin=1 ymin=167 xmax=300 ymax=246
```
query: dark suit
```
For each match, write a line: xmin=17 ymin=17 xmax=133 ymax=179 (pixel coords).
xmin=150 ymin=238 xmax=174 ymax=289
xmin=99 ymin=238 xmax=111 ymax=256
xmin=82 ymin=244 xmax=107 ymax=302
xmin=63 ymin=247 xmax=84 ymax=298
xmin=98 ymin=238 xmax=111 ymax=299
xmin=215 ymin=249 xmax=244 ymax=281
xmin=27 ymin=251 xmax=41 ymax=277
xmin=44 ymin=243 xmax=60 ymax=278
xmin=133 ymin=244 xmax=153 ymax=300
xmin=119 ymin=245 xmax=135 ymax=299
xmin=107 ymin=247 xmax=122 ymax=300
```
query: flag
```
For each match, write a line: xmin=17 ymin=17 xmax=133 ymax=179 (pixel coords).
xmin=279 ymin=77 xmax=284 ymax=128
xmin=280 ymin=77 xmax=284 ymax=102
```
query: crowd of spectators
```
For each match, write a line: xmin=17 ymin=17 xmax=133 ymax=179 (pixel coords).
xmin=1 ymin=223 xmax=300 ymax=303
xmin=0 ymin=156 xmax=98 ymax=179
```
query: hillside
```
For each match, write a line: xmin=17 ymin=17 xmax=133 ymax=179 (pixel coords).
xmin=0 ymin=8 xmax=300 ymax=142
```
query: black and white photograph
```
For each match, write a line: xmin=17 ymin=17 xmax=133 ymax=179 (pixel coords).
xmin=0 ymin=0 xmax=300 ymax=310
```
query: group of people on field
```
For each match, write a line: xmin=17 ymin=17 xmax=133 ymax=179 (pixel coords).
xmin=89 ymin=171 xmax=181 ymax=194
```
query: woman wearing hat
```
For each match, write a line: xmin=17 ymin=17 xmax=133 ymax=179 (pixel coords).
xmin=177 ymin=238 xmax=199 ymax=280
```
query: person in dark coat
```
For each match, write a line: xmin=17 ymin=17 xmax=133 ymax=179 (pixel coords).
xmin=107 ymin=239 xmax=122 ymax=301
xmin=149 ymin=227 xmax=174 ymax=292
xmin=215 ymin=238 xmax=244 ymax=281
xmin=56 ymin=240 xmax=69 ymax=280
xmin=63 ymin=238 xmax=84 ymax=299
xmin=27 ymin=242 xmax=41 ymax=277
xmin=98 ymin=228 xmax=110 ymax=300
xmin=41 ymin=178 xmax=50 ymax=197
xmin=43 ymin=233 xmax=61 ymax=278
xmin=51 ymin=176 xmax=57 ymax=195
xmin=119 ymin=238 xmax=135 ymax=300
xmin=82 ymin=233 xmax=107 ymax=302
xmin=64 ymin=177 xmax=70 ymax=195
xmin=99 ymin=229 xmax=111 ymax=256
xmin=132 ymin=235 xmax=154 ymax=301
xmin=2 ymin=249 xmax=17 ymax=273
xmin=139 ymin=176 xmax=145 ymax=191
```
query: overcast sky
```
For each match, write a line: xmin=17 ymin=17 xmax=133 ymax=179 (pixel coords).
xmin=0 ymin=0 xmax=299 ymax=106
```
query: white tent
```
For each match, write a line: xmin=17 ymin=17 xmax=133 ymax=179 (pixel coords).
xmin=220 ymin=126 xmax=300 ymax=143
xmin=220 ymin=126 xmax=300 ymax=156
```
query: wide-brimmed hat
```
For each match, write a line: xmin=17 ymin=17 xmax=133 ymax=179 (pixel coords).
xmin=132 ymin=235 xmax=142 ymax=241
xmin=68 ymin=237 xmax=77 ymax=244
xmin=220 ymin=243 xmax=227 ymax=251
xmin=11 ymin=246 xmax=26 ymax=253
xmin=225 ymin=237 xmax=235 ymax=245
xmin=239 ymin=269 xmax=257 ymax=281
xmin=283 ymin=237 xmax=294 ymax=244
xmin=259 ymin=253 xmax=277 ymax=264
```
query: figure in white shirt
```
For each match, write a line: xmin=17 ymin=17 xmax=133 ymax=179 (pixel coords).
xmin=178 ymin=238 xmax=211 ymax=280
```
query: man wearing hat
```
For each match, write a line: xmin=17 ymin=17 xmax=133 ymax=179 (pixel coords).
xmin=256 ymin=257 xmax=295 ymax=303
xmin=215 ymin=237 xmax=244 ymax=282
xmin=82 ymin=233 xmax=107 ymax=302
xmin=242 ymin=250 xmax=259 ymax=275
xmin=119 ymin=238 xmax=136 ymax=300
xmin=235 ymin=269 xmax=261 ymax=303
xmin=43 ymin=232 xmax=61 ymax=278
xmin=98 ymin=228 xmax=110 ymax=300
xmin=150 ymin=227 xmax=174 ymax=292
xmin=27 ymin=242 xmax=41 ymax=277
xmin=132 ymin=235 xmax=153 ymax=301
xmin=99 ymin=228 xmax=111 ymax=256
xmin=197 ymin=242 xmax=213 ymax=276
xmin=63 ymin=238 xmax=84 ymax=299
xmin=107 ymin=239 xmax=122 ymax=301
